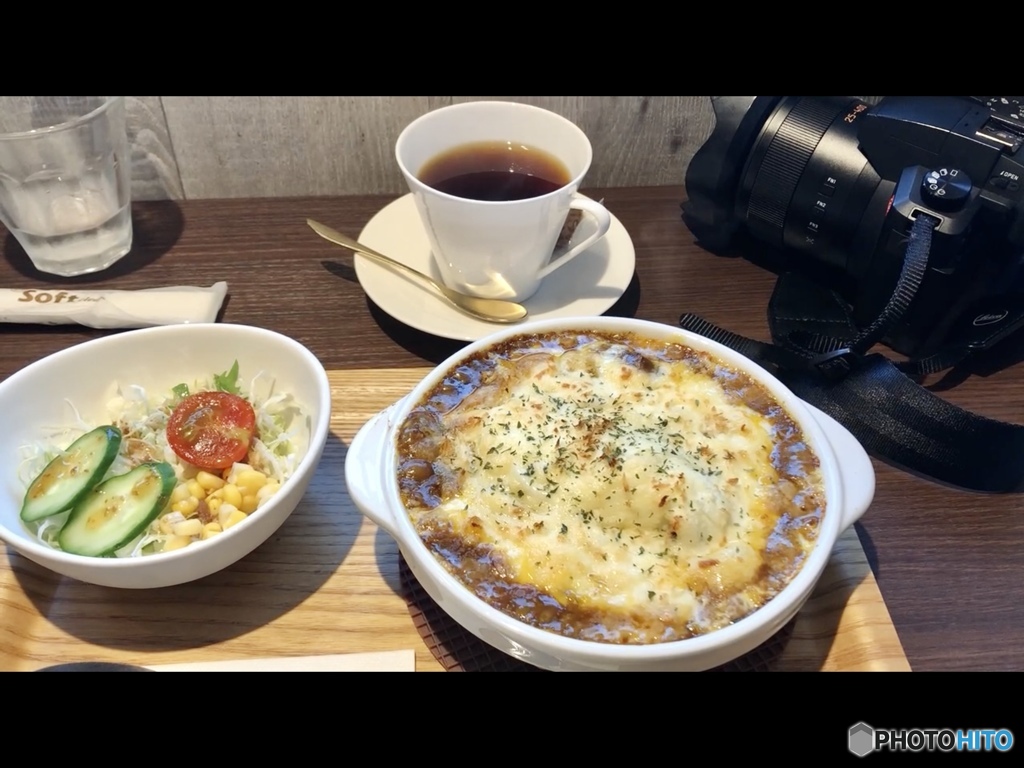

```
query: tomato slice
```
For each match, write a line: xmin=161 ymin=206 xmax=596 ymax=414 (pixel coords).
xmin=166 ymin=391 xmax=257 ymax=470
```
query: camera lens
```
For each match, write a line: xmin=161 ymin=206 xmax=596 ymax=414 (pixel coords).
xmin=735 ymin=96 xmax=891 ymax=280
xmin=685 ymin=95 xmax=1024 ymax=359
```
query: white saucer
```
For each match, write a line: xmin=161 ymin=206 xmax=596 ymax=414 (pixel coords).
xmin=355 ymin=193 xmax=636 ymax=342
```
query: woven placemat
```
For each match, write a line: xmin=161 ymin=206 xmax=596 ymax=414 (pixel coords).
xmin=399 ymin=555 xmax=794 ymax=672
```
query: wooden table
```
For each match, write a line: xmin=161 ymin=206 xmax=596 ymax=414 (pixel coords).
xmin=1 ymin=186 xmax=1020 ymax=671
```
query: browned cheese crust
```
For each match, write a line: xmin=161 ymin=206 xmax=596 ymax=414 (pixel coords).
xmin=395 ymin=331 xmax=826 ymax=644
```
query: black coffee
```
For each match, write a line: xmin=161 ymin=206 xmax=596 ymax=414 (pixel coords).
xmin=417 ymin=140 xmax=571 ymax=201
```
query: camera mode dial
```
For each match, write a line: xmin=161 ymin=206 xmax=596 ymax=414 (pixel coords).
xmin=921 ymin=167 xmax=972 ymax=211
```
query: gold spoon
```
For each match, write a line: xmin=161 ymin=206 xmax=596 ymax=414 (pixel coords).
xmin=307 ymin=219 xmax=528 ymax=324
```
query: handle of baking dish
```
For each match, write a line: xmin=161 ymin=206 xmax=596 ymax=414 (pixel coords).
xmin=805 ymin=402 xmax=876 ymax=531
xmin=345 ymin=400 xmax=404 ymax=538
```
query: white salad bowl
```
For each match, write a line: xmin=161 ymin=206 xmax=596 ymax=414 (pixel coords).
xmin=0 ymin=323 xmax=331 ymax=589
xmin=346 ymin=316 xmax=875 ymax=672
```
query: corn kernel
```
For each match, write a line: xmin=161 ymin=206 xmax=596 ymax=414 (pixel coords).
xmin=240 ymin=494 xmax=258 ymax=514
xmin=170 ymin=483 xmax=191 ymax=504
xmin=163 ymin=535 xmax=192 ymax=552
xmin=217 ymin=503 xmax=240 ymax=527
xmin=223 ymin=508 xmax=248 ymax=529
xmin=226 ymin=463 xmax=251 ymax=484
xmin=196 ymin=471 xmax=225 ymax=491
xmin=235 ymin=469 xmax=267 ymax=494
xmin=171 ymin=497 xmax=199 ymax=516
xmin=256 ymin=481 xmax=281 ymax=506
xmin=206 ymin=496 xmax=223 ymax=515
xmin=201 ymin=522 xmax=223 ymax=540
xmin=186 ymin=479 xmax=206 ymax=500
xmin=221 ymin=484 xmax=242 ymax=509
xmin=172 ymin=518 xmax=203 ymax=537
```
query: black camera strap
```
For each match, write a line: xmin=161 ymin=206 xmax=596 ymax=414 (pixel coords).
xmin=680 ymin=214 xmax=1024 ymax=493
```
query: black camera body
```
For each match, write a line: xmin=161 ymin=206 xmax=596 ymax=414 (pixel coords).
xmin=682 ymin=96 xmax=1024 ymax=359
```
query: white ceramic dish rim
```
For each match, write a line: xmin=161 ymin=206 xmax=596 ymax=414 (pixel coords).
xmin=0 ymin=323 xmax=332 ymax=577
xmin=347 ymin=315 xmax=875 ymax=668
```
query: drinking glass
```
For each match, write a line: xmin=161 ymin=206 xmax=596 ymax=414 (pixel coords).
xmin=0 ymin=96 xmax=133 ymax=277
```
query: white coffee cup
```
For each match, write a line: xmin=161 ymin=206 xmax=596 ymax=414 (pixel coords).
xmin=396 ymin=101 xmax=612 ymax=303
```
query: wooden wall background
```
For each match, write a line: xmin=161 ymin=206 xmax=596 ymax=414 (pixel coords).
xmin=0 ymin=97 xmax=884 ymax=201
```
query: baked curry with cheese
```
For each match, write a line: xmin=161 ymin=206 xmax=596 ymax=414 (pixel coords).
xmin=395 ymin=331 xmax=826 ymax=644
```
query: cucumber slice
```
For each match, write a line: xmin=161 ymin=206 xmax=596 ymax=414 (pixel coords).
xmin=58 ymin=462 xmax=176 ymax=557
xmin=20 ymin=426 xmax=123 ymax=522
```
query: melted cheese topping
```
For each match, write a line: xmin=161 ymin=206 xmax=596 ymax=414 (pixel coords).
xmin=396 ymin=332 xmax=825 ymax=644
